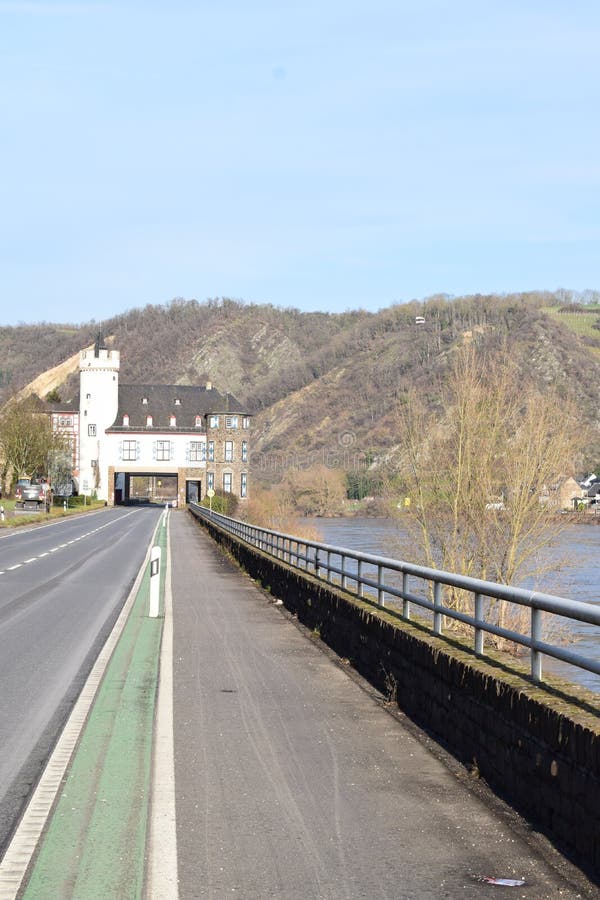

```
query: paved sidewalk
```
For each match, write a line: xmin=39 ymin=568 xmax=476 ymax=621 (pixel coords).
xmin=170 ymin=513 xmax=596 ymax=900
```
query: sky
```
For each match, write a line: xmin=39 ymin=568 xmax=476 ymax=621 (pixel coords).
xmin=1 ymin=1 xmax=599 ymax=325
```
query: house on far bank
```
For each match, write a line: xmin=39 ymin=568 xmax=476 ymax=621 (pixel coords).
xmin=542 ymin=475 xmax=600 ymax=510
xmin=584 ymin=481 xmax=600 ymax=506
xmin=52 ymin=336 xmax=251 ymax=507
xmin=557 ymin=476 xmax=586 ymax=510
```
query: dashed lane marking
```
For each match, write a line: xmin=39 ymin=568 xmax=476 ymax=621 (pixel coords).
xmin=0 ymin=511 xmax=139 ymax=575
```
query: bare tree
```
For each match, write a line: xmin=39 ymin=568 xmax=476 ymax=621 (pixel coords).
xmin=279 ymin=465 xmax=347 ymax=518
xmin=0 ymin=398 xmax=69 ymax=491
xmin=394 ymin=343 xmax=587 ymax=630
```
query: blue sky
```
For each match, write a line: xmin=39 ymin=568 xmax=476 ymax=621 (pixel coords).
xmin=1 ymin=1 xmax=599 ymax=325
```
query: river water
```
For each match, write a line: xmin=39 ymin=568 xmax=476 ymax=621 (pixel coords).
xmin=307 ymin=517 xmax=600 ymax=694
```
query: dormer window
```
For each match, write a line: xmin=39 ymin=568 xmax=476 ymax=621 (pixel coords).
xmin=142 ymin=397 xmax=148 ymax=405
xmin=169 ymin=415 xmax=176 ymax=427
xmin=123 ymin=414 xmax=130 ymax=427
xmin=146 ymin=414 xmax=153 ymax=427
xmin=174 ymin=398 xmax=181 ymax=406
xmin=195 ymin=415 xmax=202 ymax=428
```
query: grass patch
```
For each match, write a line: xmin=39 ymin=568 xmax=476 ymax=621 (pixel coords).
xmin=0 ymin=497 xmax=106 ymax=528
xmin=542 ymin=306 xmax=600 ymax=358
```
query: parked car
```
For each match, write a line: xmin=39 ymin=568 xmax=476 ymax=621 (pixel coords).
xmin=15 ymin=477 xmax=53 ymax=512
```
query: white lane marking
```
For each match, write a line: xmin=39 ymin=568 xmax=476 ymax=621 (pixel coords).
xmin=0 ymin=507 xmax=136 ymax=543
xmin=0 ymin=510 xmax=142 ymax=573
xmin=0 ymin=517 xmax=156 ymax=900
xmin=147 ymin=511 xmax=179 ymax=899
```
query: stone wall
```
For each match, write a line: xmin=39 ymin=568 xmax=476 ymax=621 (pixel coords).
xmin=192 ymin=512 xmax=600 ymax=879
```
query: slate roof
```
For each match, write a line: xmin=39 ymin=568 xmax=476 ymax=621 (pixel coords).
xmin=106 ymin=384 xmax=246 ymax=433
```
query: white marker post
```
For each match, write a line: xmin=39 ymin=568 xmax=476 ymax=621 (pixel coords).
xmin=149 ymin=546 xmax=161 ymax=618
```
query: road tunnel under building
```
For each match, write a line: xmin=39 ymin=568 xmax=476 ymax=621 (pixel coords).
xmin=114 ymin=472 xmax=178 ymax=505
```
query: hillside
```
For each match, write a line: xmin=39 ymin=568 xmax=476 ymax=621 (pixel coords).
xmin=2 ymin=292 xmax=600 ymax=480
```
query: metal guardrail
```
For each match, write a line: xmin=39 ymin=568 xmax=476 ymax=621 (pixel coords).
xmin=189 ymin=503 xmax=600 ymax=686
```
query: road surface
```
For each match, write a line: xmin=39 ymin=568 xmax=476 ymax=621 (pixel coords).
xmin=0 ymin=506 xmax=161 ymax=855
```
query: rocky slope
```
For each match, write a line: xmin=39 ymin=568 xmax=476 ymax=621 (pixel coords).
xmin=2 ymin=293 xmax=600 ymax=480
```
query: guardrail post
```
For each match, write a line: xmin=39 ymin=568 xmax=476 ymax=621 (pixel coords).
xmin=433 ymin=581 xmax=443 ymax=635
xmin=402 ymin=572 xmax=410 ymax=619
xmin=378 ymin=565 xmax=385 ymax=606
xmin=531 ymin=607 xmax=542 ymax=683
xmin=149 ymin=546 xmax=161 ymax=618
xmin=474 ymin=592 xmax=484 ymax=655
xmin=357 ymin=559 xmax=363 ymax=598
xmin=341 ymin=553 xmax=347 ymax=591
xmin=314 ymin=547 xmax=320 ymax=576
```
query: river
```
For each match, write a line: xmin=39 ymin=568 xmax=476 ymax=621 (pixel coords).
xmin=307 ymin=517 xmax=600 ymax=694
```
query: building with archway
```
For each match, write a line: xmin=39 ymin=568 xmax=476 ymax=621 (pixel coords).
xmin=77 ymin=339 xmax=250 ymax=506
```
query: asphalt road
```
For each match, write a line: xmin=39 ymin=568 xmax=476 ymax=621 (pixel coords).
xmin=0 ymin=506 xmax=161 ymax=855
xmin=172 ymin=513 xmax=597 ymax=900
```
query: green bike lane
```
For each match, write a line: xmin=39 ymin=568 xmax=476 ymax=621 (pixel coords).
xmin=18 ymin=512 xmax=169 ymax=899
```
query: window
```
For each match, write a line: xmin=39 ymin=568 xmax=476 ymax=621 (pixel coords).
xmin=58 ymin=415 xmax=73 ymax=428
xmin=169 ymin=415 xmax=176 ymax=427
xmin=240 ymin=472 xmax=247 ymax=498
xmin=174 ymin=398 xmax=181 ymax=406
xmin=91 ymin=459 xmax=97 ymax=468
xmin=122 ymin=440 xmax=137 ymax=461
xmin=146 ymin=415 xmax=153 ymax=427
xmin=241 ymin=441 xmax=248 ymax=462
xmin=224 ymin=440 xmax=233 ymax=462
xmin=195 ymin=415 xmax=202 ymax=428
xmin=86 ymin=393 xmax=91 ymax=400
xmin=225 ymin=415 xmax=238 ymax=429
xmin=207 ymin=441 xmax=214 ymax=462
xmin=142 ymin=397 xmax=148 ymax=405
xmin=88 ymin=424 xmax=97 ymax=437
xmin=123 ymin=414 xmax=130 ymax=427
xmin=209 ymin=415 xmax=219 ymax=428
xmin=242 ymin=417 xmax=250 ymax=429
xmin=156 ymin=440 xmax=171 ymax=461
xmin=189 ymin=441 xmax=205 ymax=462
xmin=223 ymin=472 xmax=232 ymax=493
xmin=207 ymin=472 xmax=214 ymax=491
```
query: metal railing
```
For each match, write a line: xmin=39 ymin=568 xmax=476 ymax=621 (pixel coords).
xmin=188 ymin=503 xmax=600 ymax=686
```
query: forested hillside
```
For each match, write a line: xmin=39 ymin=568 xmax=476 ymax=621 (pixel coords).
xmin=1 ymin=291 xmax=600 ymax=481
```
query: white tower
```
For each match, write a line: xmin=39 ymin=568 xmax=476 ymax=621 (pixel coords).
xmin=79 ymin=338 xmax=120 ymax=501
